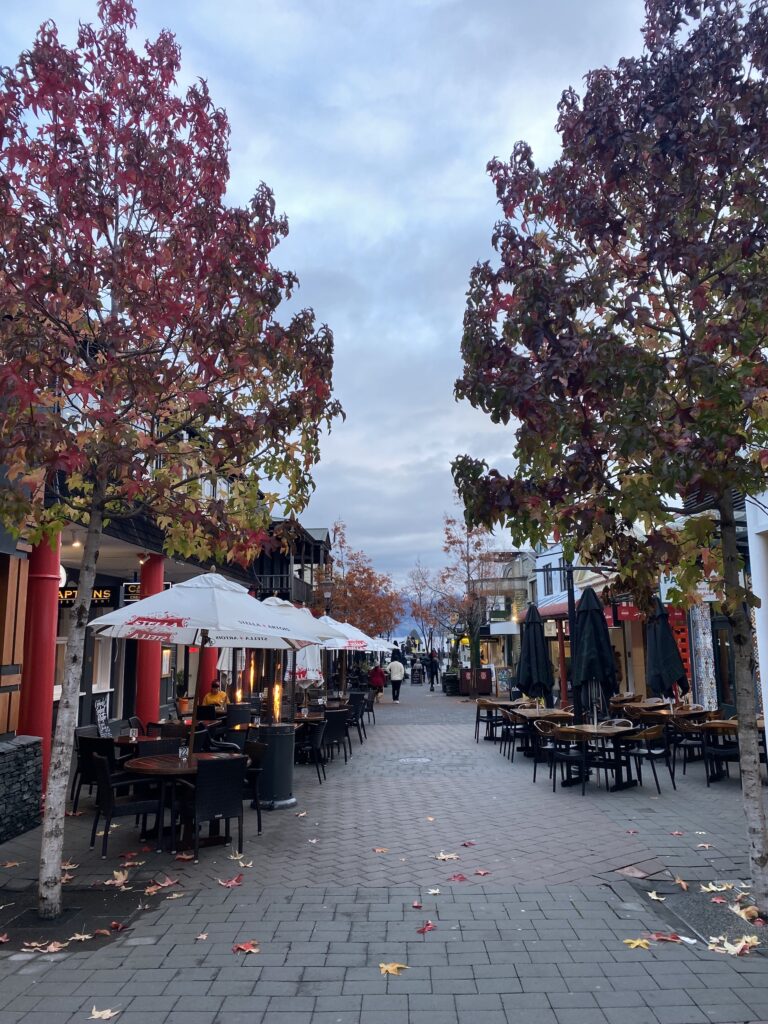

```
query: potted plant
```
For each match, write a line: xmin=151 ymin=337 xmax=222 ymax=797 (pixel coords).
xmin=175 ymin=671 xmax=190 ymax=714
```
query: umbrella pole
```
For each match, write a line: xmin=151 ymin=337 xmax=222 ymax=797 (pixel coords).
xmin=188 ymin=629 xmax=209 ymax=746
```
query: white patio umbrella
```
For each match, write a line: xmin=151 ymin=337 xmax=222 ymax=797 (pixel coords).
xmin=88 ymin=573 xmax=341 ymax=648
xmin=317 ymin=614 xmax=387 ymax=651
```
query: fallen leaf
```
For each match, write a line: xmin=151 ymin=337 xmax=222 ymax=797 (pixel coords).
xmin=0 ymin=934 xmax=8 ymax=944
xmin=217 ymin=874 xmax=243 ymax=889
xmin=144 ymin=885 xmax=161 ymax=896
xmin=104 ymin=870 xmax=130 ymax=889
xmin=648 ymin=932 xmax=682 ymax=943
xmin=0 ymin=862 xmax=19 ymax=869
xmin=88 ymin=1008 xmax=120 ymax=1020
xmin=700 ymin=882 xmax=733 ymax=893
xmin=426 ymin=816 xmax=435 ymax=822
xmin=121 ymin=861 xmax=145 ymax=868
xmin=711 ymin=897 xmax=728 ymax=904
xmin=69 ymin=932 xmax=93 ymax=942
xmin=379 ymin=962 xmax=409 ymax=975
xmin=416 ymin=920 xmax=437 ymax=934
xmin=232 ymin=940 xmax=260 ymax=955
xmin=427 ymin=888 xmax=440 ymax=895
xmin=196 ymin=933 xmax=208 ymax=941
xmin=648 ymin=891 xmax=666 ymax=902
xmin=697 ymin=843 xmax=713 ymax=850
xmin=474 ymin=870 xmax=491 ymax=877
xmin=65 ymin=810 xmax=84 ymax=817
xmin=372 ymin=848 xmax=389 ymax=854
xmin=723 ymin=935 xmax=759 ymax=956
xmin=461 ymin=841 xmax=476 ymax=847
xmin=674 ymin=877 xmax=689 ymax=892
xmin=411 ymin=901 xmax=423 ymax=909
xmin=60 ymin=872 xmax=75 ymax=884
xmin=730 ymin=903 xmax=760 ymax=922
xmin=174 ymin=852 xmax=194 ymax=862
xmin=308 ymin=839 xmax=318 ymax=845
xmin=448 ymin=873 xmax=468 ymax=882
xmin=140 ymin=846 xmax=153 ymax=853
xmin=23 ymin=940 xmax=69 ymax=953
xmin=436 ymin=851 xmax=459 ymax=862
xmin=695 ymin=831 xmax=707 ymax=835
xmin=154 ymin=875 xmax=178 ymax=889
xmin=61 ymin=860 xmax=79 ymax=870
xmin=626 ymin=829 xmax=639 ymax=835
xmin=110 ymin=921 xmax=127 ymax=932
xmin=93 ymin=929 xmax=111 ymax=937
xmin=228 ymin=850 xmax=246 ymax=861
xmin=295 ymin=811 xmax=307 ymax=818
xmin=239 ymin=860 xmax=253 ymax=869
xmin=118 ymin=852 xmax=137 ymax=860
xmin=165 ymin=893 xmax=184 ymax=900
xmin=670 ymin=831 xmax=684 ymax=837
xmin=623 ymin=938 xmax=651 ymax=950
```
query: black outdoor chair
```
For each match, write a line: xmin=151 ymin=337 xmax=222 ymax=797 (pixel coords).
xmin=176 ymin=756 xmax=247 ymax=862
xmin=670 ymin=717 xmax=707 ymax=776
xmin=323 ymin=709 xmax=351 ymax=764
xmin=160 ymin=721 xmax=189 ymax=739
xmin=627 ymin=723 xmax=676 ymax=794
xmin=137 ymin=738 xmax=181 ymax=757
xmin=363 ymin=693 xmax=376 ymax=725
xmin=89 ymin=753 xmax=162 ymax=858
xmin=70 ymin=725 xmax=99 ymax=804
xmin=347 ymin=699 xmax=367 ymax=744
xmin=544 ymin=727 xmax=591 ymax=795
xmin=703 ymin=724 xmax=740 ymax=787
xmin=243 ymin=740 xmax=267 ymax=833
xmin=126 ymin=716 xmax=144 ymax=734
xmin=72 ymin=735 xmax=131 ymax=813
xmin=196 ymin=705 xmax=219 ymax=721
xmin=192 ymin=727 xmax=241 ymax=754
xmin=225 ymin=705 xmax=251 ymax=728
xmin=295 ymin=721 xmax=327 ymax=784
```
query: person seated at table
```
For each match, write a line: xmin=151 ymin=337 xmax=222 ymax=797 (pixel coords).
xmin=201 ymin=680 xmax=228 ymax=710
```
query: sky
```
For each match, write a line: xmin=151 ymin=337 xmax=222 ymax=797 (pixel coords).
xmin=4 ymin=0 xmax=647 ymax=584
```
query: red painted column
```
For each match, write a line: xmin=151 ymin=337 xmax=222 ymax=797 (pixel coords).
xmin=18 ymin=534 xmax=62 ymax=790
xmin=197 ymin=645 xmax=219 ymax=701
xmin=135 ymin=554 xmax=164 ymax=726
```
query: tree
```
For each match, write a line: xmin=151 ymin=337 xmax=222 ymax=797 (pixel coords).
xmin=317 ymin=520 xmax=403 ymax=638
xmin=434 ymin=514 xmax=500 ymax=675
xmin=406 ymin=561 xmax=440 ymax=652
xmin=453 ymin=0 xmax=768 ymax=906
xmin=0 ymin=1 xmax=341 ymax=918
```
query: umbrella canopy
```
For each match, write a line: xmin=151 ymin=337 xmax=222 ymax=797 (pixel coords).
xmin=571 ymin=586 xmax=618 ymax=715
xmin=515 ymin=604 xmax=554 ymax=703
xmin=88 ymin=573 xmax=339 ymax=649
xmin=318 ymin=614 xmax=389 ymax=651
xmin=645 ymin=597 xmax=689 ymax=698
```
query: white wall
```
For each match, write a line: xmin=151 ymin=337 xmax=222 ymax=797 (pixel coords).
xmin=746 ymin=493 xmax=768 ymax=727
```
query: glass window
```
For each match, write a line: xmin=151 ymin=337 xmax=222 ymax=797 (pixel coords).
xmin=543 ymin=566 xmax=554 ymax=596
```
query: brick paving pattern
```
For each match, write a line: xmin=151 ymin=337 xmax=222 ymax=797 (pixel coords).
xmin=0 ymin=685 xmax=767 ymax=1023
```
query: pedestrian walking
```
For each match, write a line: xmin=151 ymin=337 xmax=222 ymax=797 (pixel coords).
xmin=386 ymin=657 xmax=405 ymax=702
xmin=369 ymin=662 xmax=386 ymax=703
xmin=428 ymin=649 xmax=439 ymax=691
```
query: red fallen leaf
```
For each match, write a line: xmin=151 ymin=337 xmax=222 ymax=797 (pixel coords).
xmin=0 ymin=934 xmax=8 ymax=943
xmin=141 ymin=846 xmax=153 ymax=853
xmin=218 ymin=874 xmax=243 ymax=889
xmin=175 ymin=852 xmax=194 ymax=861
xmin=648 ymin=931 xmax=682 ymax=943
xmin=755 ymin=918 xmax=766 ymax=926
xmin=448 ymin=873 xmax=468 ymax=882
xmin=461 ymin=841 xmax=476 ymax=847
xmin=110 ymin=921 xmax=127 ymax=932
xmin=232 ymin=940 xmax=260 ymax=954
xmin=416 ymin=920 xmax=437 ymax=934
xmin=670 ymin=831 xmax=684 ymax=837
xmin=475 ymin=870 xmax=491 ymax=877
xmin=626 ymin=829 xmax=639 ymax=835
xmin=119 ymin=851 xmax=137 ymax=860
xmin=65 ymin=811 xmax=84 ymax=817
xmin=412 ymin=901 xmax=423 ymax=909
xmin=154 ymin=875 xmax=178 ymax=889
xmin=711 ymin=897 xmax=728 ymax=904
xmin=93 ymin=929 xmax=111 ymax=937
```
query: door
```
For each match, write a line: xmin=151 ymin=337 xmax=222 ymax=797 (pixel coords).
xmin=711 ymin=616 xmax=736 ymax=717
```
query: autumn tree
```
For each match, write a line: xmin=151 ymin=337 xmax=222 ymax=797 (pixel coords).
xmin=0 ymin=1 xmax=341 ymax=918
xmin=406 ymin=561 xmax=440 ymax=652
xmin=317 ymin=520 xmax=403 ymax=638
xmin=453 ymin=0 xmax=768 ymax=906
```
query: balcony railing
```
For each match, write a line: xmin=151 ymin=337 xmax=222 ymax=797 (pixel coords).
xmin=253 ymin=574 xmax=314 ymax=605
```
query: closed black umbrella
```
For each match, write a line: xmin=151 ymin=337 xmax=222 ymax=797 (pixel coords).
xmin=645 ymin=597 xmax=689 ymax=698
xmin=516 ymin=604 xmax=555 ymax=706
xmin=571 ymin=587 xmax=618 ymax=719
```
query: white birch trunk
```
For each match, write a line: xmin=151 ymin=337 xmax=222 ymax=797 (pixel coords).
xmin=37 ymin=505 xmax=103 ymax=919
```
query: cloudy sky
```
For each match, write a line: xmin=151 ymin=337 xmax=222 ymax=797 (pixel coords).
xmin=5 ymin=0 xmax=646 ymax=583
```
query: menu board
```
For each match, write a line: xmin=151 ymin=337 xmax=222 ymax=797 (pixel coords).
xmin=94 ymin=696 xmax=111 ymax=738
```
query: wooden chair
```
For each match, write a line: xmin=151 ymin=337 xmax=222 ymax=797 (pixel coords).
xmin=628 ymin=724 xmax=676 ymax=793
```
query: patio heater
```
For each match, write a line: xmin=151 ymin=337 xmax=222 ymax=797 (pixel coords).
xmin=259 ymin=650 xmax=297 ymax=811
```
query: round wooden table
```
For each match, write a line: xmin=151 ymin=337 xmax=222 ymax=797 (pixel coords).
xmin=125 ymin=751 xmax=242 ymax=775
xmin=114 ymin=734 xmax=166 ymax=748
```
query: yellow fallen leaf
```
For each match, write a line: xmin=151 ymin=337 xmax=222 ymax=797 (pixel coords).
xmin=379 ymin=962 xmax=410 ymax=975
xmin=623 ymin=938 xmax=651 ymax=950
xmin=69 ymin=932 xmax=93 ymax=942
xmin=88 ymin=1009 xmax=120 ymax=1020
xmin=435 ymin=851 xmax=459 ymax=862
xmin=1 ymin=862 xmax=19 ymax=869
xmin=61 ymin=860 xmax=79 ymax=870
xmin=372 ymin=848 xmax=389 ymax=854
xmin=674 ymin=876 xmax=689 ymax=891
xmin=60 ymin=872 xmax=75 ymax=884
xmin=648 ymin=891 xmax=666 ymax=902
xmin=426 ymin=817 xmax=435 ymax=822
xmin=104 ymin=870 xmax=130 ymax=889
xmin=196 ymin=933 xmax=208 ymax=941
xmin=295 ymin=811 xmax=307 ymax=818
xmin=730 ymin=903 xmax=760 ymax=922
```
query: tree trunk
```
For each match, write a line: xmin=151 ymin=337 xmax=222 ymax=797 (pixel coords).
xmin=719 ymin=492 xmax=768 ymax=912
xmin=37 ymin=504 xmax=103 ymax=919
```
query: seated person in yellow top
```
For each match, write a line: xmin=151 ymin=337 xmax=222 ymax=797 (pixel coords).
xmin=201 ymin=680 xmax=227 ymax=709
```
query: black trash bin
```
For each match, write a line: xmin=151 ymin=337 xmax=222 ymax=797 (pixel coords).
xmin=259 ymin=724 xmax=297 ymax=810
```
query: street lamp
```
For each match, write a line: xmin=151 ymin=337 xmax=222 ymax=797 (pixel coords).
xmin=322 ymin=580 xmax=333 ymax=616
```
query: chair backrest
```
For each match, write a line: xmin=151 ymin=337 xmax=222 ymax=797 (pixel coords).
xmin=687 ymin=704 xmax=705 ymax=711
xmin=139 ymin=738 xmax=180 ymax=757
xmin=127 ymin=716 xmax=143 ymax=732
xmin=638 ymin=724 xmax=664 ymax=743
xmin=192 ymin=727 xmax=212 ymax=753
xmin=244 ymin=740 xmax=268 ymax=769
xmin=309 ymin=721 xmax=327 ymax=751
xmin=534 ymin=719 xmax=558 ymax=737
xmin=193 ymin=757 xmax=247 ymax=819
xmin=78 ymin=735 xmax=118 ymax=781
xmin=602 ymin=718 xmax=634 ymax=728
xmin=160 ymin=721 xmax=189 ymax=739
xmin=74 ymin=724 xmax=99 ymax=753
xmin=611 ymin=693 xmax=641 ymax=704
xmin=92 ymin=752 xmax=117 ymax=815
xmin=196 ymin=705 xmax=219 ymax=720
xmin=223 ymin=728 xmax=248 ymax=752
xmin=323 ymin=709 xmax=349 ymax=742
xmin=226 ymin=705 xmax=251 ymax=727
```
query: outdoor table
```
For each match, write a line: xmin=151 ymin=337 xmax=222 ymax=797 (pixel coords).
xmin=633 ymin=706 xmax=711 ymax=721
xmin=114 ymin=734 xmax=167 ymax=749
xmin=556 ymin=723 xmax=639 ymax=791
xmin=512 ymin=708 xmax=574 ymax=722
xmin=125 ymin=752 xmax=244 ymax=851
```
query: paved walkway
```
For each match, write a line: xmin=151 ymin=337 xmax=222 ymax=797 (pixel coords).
xmin=1 ymin=686 xmax=768 ymax=1023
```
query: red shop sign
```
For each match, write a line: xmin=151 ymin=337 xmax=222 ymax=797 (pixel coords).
xmin=616 ymin=604 xmax=641 ymax=622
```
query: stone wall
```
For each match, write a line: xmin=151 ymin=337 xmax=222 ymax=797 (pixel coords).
xmin=0 ymin=735 xmax=41 ymax=843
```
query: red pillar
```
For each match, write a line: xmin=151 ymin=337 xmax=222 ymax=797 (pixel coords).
xmin=197 ymin=645 xmax=219 ymax=701
xmin=18 ymin=535 xmax=62 ymax=791
xmin=135 ymin=554 xmax=164 ymax=726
